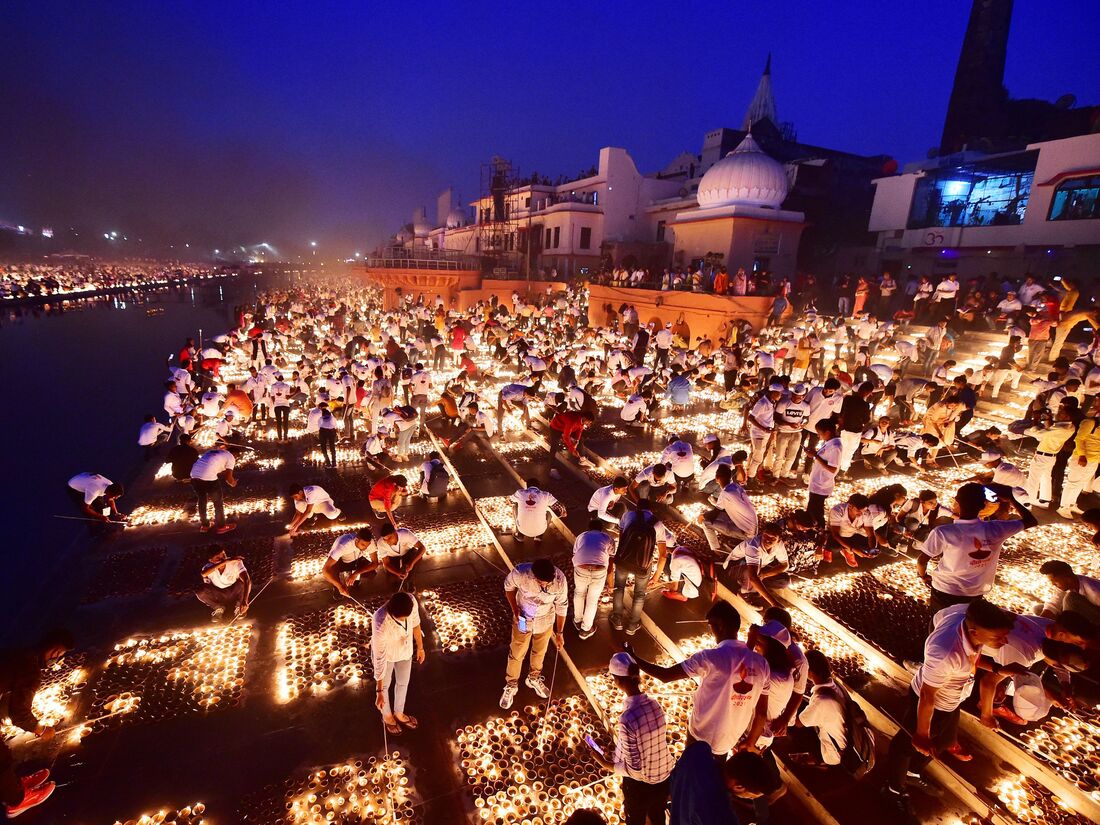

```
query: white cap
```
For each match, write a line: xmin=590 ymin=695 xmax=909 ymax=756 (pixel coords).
xmin=757 ymin=619 xmax=791 ymax=647
xmin=768 ymin=382 xmax=785 ymax=392
xmin=701 ymin=434 xmax=719 ymax=446
xmin=1012 ymin=676 xmax=1051 ymax=722
xmin=980 ymin=451 xmax=1002 ymax=462
xmin=608 ymin=652 xmax=637 ymax=677
xmin=791 ymin=383 xmax=808 ymax=395
xmin=377 ymin=425 xmax=390 ymax=435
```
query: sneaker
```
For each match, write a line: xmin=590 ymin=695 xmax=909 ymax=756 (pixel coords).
xmin=211 ymin=607 xmax=225 ymax=623
xmin=6 ymin=781 xmax=55 ymax=818
xmin=499 ymin=684 xmax=517 ymax=710
xmin=578 ymin=627 xmax=596 ymax=640
xmin=513 ymin=532 xmax=525 ymax=544
xmin=1056 ymin=507 xmax=1076 ymax=520
xmin=19 ymin=771 xmax=49 ymax=791
xmin=625 ymin=624 xmax=640 ymax=636
xmin=525 ymin=675 xmax=550 ymax=699
xmin=903 ymin=773 xmax=944 ymax=797
xmin=840 ymin=548 xmax=859 ymax=568
xmin=609 ymin=615 xmax=625 ymax=631
xmin=533 ymin=535 xmax=543 ymax=544
xmin=215 ymin=523 xmax=237 ymax=534
xmin=994 ymin=705 xmax=1028 ymax=726
xmin=880 ymin=786 xmax=920 ymax=825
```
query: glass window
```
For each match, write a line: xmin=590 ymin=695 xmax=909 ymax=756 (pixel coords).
xmin=1048 ymin=175 xmax=1100 ymax=221
xmin=656 ymin=221 xmax=666 ymax=243
xmin=553 ymin=227 xmax=561 ymax=248
xmin=579 ymin=227 xmax=592 ymax=249
xmin=907 ymin=152 xmax=1037 ymax=229
xmin=545 ymin=228 xmax=552 ymax=249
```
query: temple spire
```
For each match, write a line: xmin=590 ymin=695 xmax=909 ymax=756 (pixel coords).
xmin=741 ymin=53 xmax=776 ymax=131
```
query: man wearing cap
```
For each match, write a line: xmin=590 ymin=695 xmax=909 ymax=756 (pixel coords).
xmin=769 ymin=384 xmax=809 ymax=484
xmin=746 ymin=383 xmax=782 ymax=482
xmin=585 ymin=653 xmax=674 ymax=825
xmin=917 ymin=483 xmax=1037 ymax=614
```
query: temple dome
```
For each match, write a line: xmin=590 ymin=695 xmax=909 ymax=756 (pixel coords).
xmin=696 ymin=134 xmax=789 ymax=209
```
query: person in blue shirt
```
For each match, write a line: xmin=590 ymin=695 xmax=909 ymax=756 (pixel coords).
xmin=667 ymin=370 xmax=693 ymax=409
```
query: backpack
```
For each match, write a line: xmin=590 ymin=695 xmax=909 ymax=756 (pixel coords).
xmin=826 ymin=683 xmax=876 ymax=779
xmin=616 ymin=512 xmax=657 ymax=576
xmin=427 ymin=461 xmax=450 ymax=497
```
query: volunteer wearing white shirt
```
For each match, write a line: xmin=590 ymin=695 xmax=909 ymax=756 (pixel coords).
xmin=626 ymin=601 xmax=770 ymax=756
xmin=620 ymin=393 xmax=648 ymax=425
xmin=722 ymin=525 xmax=789 ymax=606
xmin=746 ymin=384 xmax=782 ymax=480
xmin=769 ymin=384 xmax=809 ymax=482
xmin=663 ymin=546 xmax=707 ymax=603
xmin=588 ymin=478 xmax=628 ymax=526
xmin=1038 ymin=560 xmax=1100 ymax=625
xmin=270 ymin=376 xmax=293 ymax=440
xmin=196 ymin=548 xmax=251 ymax=622
xmin=500 ymin=559 xmax=568 ymax=709
xmin=372 ymin=592 xmax=425 ymax=735
xmin=883 ymin=600 xmax=1015 ymax=817
xmin=630 ymin=463 xmax=676 ymax=504
xmin=370 ymin=523 xmax=427 ymax=583
xmin=322 ymin=527 xmax=378 ymax=597
xmin=825 ymin=495 xmax=877 ymax=568
xmin=701 ymin=464 xmax=759 ymax=554
xmin=796 ymin=650 xmax=848 ymax=767
xmin=287 ymin=483 xmax=342 ymax=536
xmin=660 ymin=438 xmax=697 ymax=485
xmin=571 ymin=521 xmax=616 ymax=638
xmin=800 ymin=379 xmax=844 ymax=476
xmin=137 ymin=417 xmax=170 ymax=450
xmin=189 ymin=448 xmax=238 ymax=534
xmin=805 ymin=418 xmax=842 ymax=527
xmin=918 ymin=482 xmax=1037 ymax=614
xmin=511 ymin=482 xmax=563 ymax=543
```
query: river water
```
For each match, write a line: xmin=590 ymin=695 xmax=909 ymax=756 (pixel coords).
xmin=0 ymin=275 xmax=281 ymax=641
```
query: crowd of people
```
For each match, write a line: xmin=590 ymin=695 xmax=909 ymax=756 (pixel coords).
xmin=4 ymin=265 xmax=1098 ymax=823
xmin=0 ymin=260 xmax=225 ymax=300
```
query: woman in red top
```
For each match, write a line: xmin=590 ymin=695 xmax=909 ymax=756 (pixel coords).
xmin=450 ymin=325 xmax=467 ymax=365
xmin=369 ymin=474 xmax=408 ymax=529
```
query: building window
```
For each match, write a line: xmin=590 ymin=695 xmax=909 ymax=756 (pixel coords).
xmin=907 ymin=151 xmax=1037 ymax=229
xmin=525 ymin=197 xmax=531 ymax=208
xmin=553 ymin=227 xmax=561 ymax=248
xmin=545 ymin=228 xmax=553 ymax=249
xmin=656 ymin=221 xmax=666 ymax=242
xmin=1049 ymin=175 xmax=1100 ymax=221
xmin=579 ymin=227 xmax=592 ymax=249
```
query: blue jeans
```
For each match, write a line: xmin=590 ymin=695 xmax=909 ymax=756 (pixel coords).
xmin=612 ymin=565 xmax=648 ymax=629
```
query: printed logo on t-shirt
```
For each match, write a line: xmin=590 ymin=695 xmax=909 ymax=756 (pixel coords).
xmin=968 ymin=537 xmax=993 ymax=563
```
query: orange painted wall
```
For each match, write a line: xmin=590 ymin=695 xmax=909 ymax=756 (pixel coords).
xmin=587 ymin=283 xmax=773 ymax=342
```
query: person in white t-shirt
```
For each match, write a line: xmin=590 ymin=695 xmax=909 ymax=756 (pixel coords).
xmin=196 ymin=548 xmax=251 ymax=622
xmin=67 ymin=472 xmax=126 ymax=523
xmin=700 ymin=464 xmax=759 ymax=554
xmin=746 ymin=384 xmax=783 ymax=481
xmin=372 ymin=592 xmax=425 ymax=736
xmin=883 ymin=599 xmax=1015 ymax=818
xmin=662 ymin=545 xmax=711 ymax=604
xmin=630 ymin=463 xmax=676 ymax=504
xmin=322 ymin=527 xmax=379 ymax=598
xmin=660 ymin=436 xmax=698 ymax=488
xmin=287 ymin=484 xmax=342 ymax=536
xmin=189 ymin=448 xmax=238 ymax=534
xmin=588 ymin=477 xmax=629 ymax=527
xmin=722 ymin=524 xmax=789 ymax=607
xmin=824 ymin=494 xmax=879 ymax=568
xmin=793 ymin=650 xmax=848 ymax=767
xmin=137 ymin=415 xmax=170 ymax=455
xmin=917 ymin=482 xmax=1037 ymax=614
xmin=1037 ymin=560 xmax=1100 ymax=625
xmin=370 ymin=523 xmax=427 ymax=583
xmin=571 ymin=520 xmax=616 ymax=638
xmin=625 ymin=601 xmax=770 ymax=756
xmin=804 ymin=417 xmax=841 ymax=528
xmin=511 ymin=480 xmax=565 ymax=543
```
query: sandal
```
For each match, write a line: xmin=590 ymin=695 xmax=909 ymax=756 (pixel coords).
xmin=384 ymin=720 xmax=403 ymax=735
xmin=396 ymin=714 xmax=419 ymax=730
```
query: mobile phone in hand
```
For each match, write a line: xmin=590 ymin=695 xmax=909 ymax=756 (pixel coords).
xmin=585 ymin=734 xmax=604 ymax=757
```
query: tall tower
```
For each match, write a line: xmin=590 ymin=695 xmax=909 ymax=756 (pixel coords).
xmin=939 ymin=0 xmax=1014 ymax=155
xmin=742 ymin=54 xmax=777 ymax=131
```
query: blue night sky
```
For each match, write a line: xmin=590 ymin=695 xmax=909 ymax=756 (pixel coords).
xmin=1 ymin=0 xmax=1097 ymax=258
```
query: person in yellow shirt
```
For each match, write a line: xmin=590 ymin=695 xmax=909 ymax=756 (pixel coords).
xmin=1023 ymin=406 xmax=1076 ymax=508
xmin=1056 ymin=277 xmax=1079 ymax=316
xmin=1059 ymin=407 xmax=1100 ymax=518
